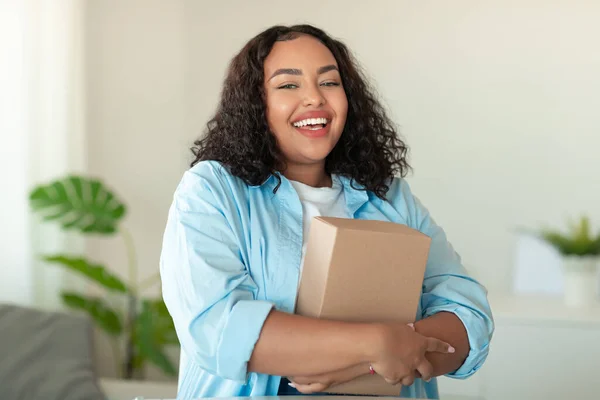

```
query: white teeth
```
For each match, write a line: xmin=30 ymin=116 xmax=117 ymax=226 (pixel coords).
xmin=293 ymin=117 xmax=329 ymax=127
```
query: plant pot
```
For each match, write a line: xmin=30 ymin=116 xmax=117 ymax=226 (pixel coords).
xmin=562 ymin=255 xmax=599 ymax=307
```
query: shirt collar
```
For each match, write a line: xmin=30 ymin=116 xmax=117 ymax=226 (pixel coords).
xmin=337 ymin=175 xmax=370 ymax=217
xmin=254 ymin=173 xmax=369 ymax=217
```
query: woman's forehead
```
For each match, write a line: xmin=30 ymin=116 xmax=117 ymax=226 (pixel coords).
xmin=264 ymin=35 xmax=338 ymax=76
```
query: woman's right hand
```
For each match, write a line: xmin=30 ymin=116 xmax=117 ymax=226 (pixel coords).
xmin=369 ymin=322 xmax=455 ymax=387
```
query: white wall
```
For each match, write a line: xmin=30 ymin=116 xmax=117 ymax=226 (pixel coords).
xmin=85 ymin=0 xmax=600 ymax=298
xmin=85 ymin=0 xmax=190 ymax=298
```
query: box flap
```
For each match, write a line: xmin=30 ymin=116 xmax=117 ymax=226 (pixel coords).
xmin=315 ymin=216 xmax=429 ymax=238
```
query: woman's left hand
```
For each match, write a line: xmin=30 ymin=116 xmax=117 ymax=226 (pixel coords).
xmin=288 ymin=362 xmax=371 ymax=394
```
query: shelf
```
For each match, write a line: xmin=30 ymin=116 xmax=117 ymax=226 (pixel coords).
xmin=487 ymin=292 xmax=600 ymax=326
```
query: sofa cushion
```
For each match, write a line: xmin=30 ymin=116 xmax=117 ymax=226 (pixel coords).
xmin=0 ymin=303 xmax=106 ymax=400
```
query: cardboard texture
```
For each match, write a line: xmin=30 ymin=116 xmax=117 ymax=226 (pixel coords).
xmin=294 ymin=217 xmax=431 ymax=396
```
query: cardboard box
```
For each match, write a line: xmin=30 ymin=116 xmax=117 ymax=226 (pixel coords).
xmin=294 ymin=217 xmax=431 ymax=396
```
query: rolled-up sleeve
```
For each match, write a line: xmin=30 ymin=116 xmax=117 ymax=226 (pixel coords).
xmin=159 ymin=167 xmax=273 ymax=382
xmin=397 ymin=180 xmax=494 ymax=379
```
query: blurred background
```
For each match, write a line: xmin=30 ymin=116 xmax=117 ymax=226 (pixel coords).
xmin=1 ymin=1 xmax=599 ymax=400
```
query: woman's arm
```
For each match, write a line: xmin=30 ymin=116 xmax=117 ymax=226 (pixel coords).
xmin=248 ymin=310 xmax=376 ymax=377
xmin=249 ymin=310 xmax=453 ymax=380
xmin=413 ymin=312 xmax=469 ymax=376
xmin=285 ymin=313 xmax=468 ymax=393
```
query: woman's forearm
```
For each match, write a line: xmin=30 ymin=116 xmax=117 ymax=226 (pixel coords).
xmin=248 ymin=310 xmax=378 ymax=377
xmin=288 ymin=362 xmax=372 ymax=393
xmin=413 ymin=312 xmax=469 ymax=376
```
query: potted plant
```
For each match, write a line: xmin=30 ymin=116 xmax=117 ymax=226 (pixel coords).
xmin=29 ymin=175 xmax=178 ymax=379
xmin=538 ymin=216 xmax=600 ymax=307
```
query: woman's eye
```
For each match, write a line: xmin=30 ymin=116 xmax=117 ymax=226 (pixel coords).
xmin=321 ymin=81 xmax=341 ymax=87
xmin=278 ymin=84 xmax=298 ymax=89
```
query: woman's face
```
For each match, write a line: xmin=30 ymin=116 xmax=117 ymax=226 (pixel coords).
xmin=263 ymin=35 xmax=348 ymax=168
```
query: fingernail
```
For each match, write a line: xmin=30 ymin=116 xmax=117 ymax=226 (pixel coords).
xmin=288 ymin=382 xmax=296 ymax=388
xmin=448 ymin=346 xmax=455 ymax=353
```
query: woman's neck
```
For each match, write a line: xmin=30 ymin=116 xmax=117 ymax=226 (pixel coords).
xmin=282 ymin=162 xmax=332 ymax=188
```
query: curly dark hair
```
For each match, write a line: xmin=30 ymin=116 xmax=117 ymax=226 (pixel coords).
xmin=191 ymin=24 xmax=410 ymax=199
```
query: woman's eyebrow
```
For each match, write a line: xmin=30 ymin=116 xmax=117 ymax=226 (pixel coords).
xmin=317 ymin=64 xmax=338 ymax=74
xmin=268 ymin=65 xmax=339 ymax=81
xmin=268 ymin=68 xmax=301 ymax=81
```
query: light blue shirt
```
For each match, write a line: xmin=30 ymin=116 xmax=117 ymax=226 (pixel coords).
xmin=160 ymin=160 xmax=494 ymax=399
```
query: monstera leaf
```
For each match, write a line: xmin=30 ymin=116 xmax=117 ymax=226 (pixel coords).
xmin=29 ymin=176 xmax=126 ymax=234
xmin=44 ymin=255 xmax=128 ymax=293
xmin=134 ymin=300 xmax=177 ymax=376
xmin=61 ymin=292 xmax=123 ymax=335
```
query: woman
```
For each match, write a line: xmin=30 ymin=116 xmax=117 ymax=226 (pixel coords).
xmin=160 ymin=24 xmax=494 ymax=399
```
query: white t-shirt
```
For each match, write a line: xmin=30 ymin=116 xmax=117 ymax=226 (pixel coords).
xmin=289 ymin=176 xmax=349 ymax=269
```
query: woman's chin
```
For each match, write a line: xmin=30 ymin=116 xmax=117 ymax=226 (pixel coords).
xmin=296 ymin=148 xmax=335 ymax=164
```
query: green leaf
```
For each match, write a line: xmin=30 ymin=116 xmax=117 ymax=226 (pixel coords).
xmin=29 ymin=176 xmax=126 ymax=235
xmin=539 ymin=216 xmax=600 ymax=256
xmin=61 ymin=292 xmax=123 ymax=336
xmin=146 ymin=299 xmax=178 ymax=345
xmin=44 ymin=255 xmax=128 ymax=293
xmin=134 ymin=300 xmax=177 ymax=376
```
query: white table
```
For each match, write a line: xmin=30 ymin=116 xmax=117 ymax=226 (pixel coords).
xmin=127 ymin=397 xmax=481 ymax=400
xmin=100 ymin=380 xmax=481 ymax=400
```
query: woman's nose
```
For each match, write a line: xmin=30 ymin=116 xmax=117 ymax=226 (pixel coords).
xmin=302 ymin=84 xmax=326 ymax=107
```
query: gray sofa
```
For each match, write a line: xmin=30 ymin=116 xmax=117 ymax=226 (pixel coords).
xmin=0 ymin=303 xmax=179 ymax=400
xmin=0 ymin=303 xmax=106 ymax=400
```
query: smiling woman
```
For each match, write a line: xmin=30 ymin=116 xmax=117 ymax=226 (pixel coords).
xmin=159 ymin=24 xmax=494 ymax=400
